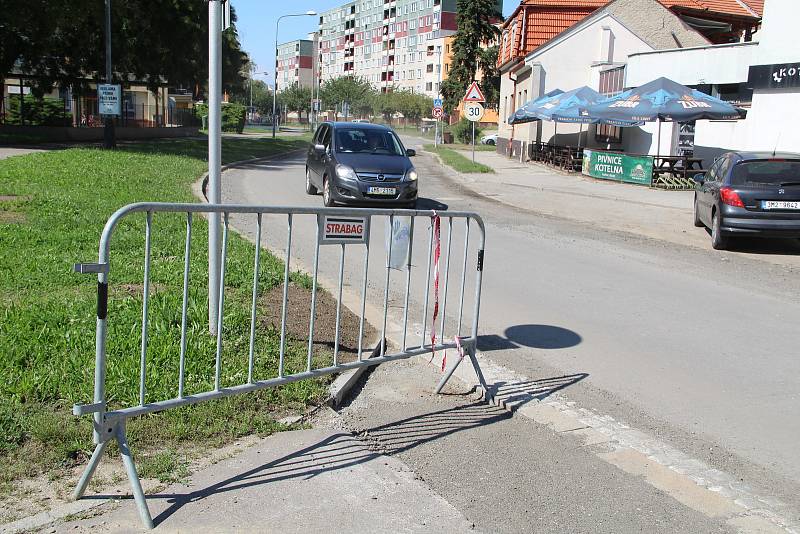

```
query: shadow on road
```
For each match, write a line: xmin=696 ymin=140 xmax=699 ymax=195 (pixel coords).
xmin=702 ymin=231 xmax=800 ymax=256
xmin=415 ymin=197 xmax=449 ymax=210
xmin=490 ymin=373 xmax=589 ymax=410
xmin=478 ymin=324 xmax=582 ymax=351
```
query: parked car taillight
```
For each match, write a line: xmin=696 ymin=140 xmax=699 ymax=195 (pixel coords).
xmin=720 ymin=187 xmax=745 ymax=208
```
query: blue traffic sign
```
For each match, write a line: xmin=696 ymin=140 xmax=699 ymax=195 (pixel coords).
xmin=433 ymin=98 xmax=443 ymax=108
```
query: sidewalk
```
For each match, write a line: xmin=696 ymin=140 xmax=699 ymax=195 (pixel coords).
xmin=0 ymin=147 xmax=46 ymax=160
xmin=52 ymin=426 xmax=476 ymax=533
xmin=452 ymin=148 xmax=700 ymax=248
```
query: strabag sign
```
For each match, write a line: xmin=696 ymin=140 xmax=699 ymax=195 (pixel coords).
xmin=318 ymin=215 xmax=370 ymax=245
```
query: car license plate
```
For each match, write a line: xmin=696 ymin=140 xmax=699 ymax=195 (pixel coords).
xmin=367 ymin=186 xmax=396 ymax=196
xmin=762 ymin=200 xmax=800 ymax=210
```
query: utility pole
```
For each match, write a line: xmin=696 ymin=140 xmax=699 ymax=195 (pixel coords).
xmin=208 ymin=0 xmax=222 ymax=334
xmin=103 ymin=0 xmax=116 ymax=149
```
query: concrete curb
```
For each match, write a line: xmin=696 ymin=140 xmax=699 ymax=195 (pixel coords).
xmin=327 ymin=339 xmax=385 ymax=407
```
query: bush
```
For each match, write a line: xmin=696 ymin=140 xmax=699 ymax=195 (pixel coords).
xmin=452 ymin=118 xmax=482 ymax=144
xmin=196 ymin=102 xmax=246 ymax=133
xmin=5 ymin=95 xmax=72 ymax=126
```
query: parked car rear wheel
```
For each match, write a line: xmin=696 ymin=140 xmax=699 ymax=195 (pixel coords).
xmin=693 ymin=194 xmax=703 ymax=228
xmin=486 ymin=138 xmax=495 ymax=146
xmin=305 ymin=168 xmax=318 ymax=195
xmin=711 ymin=210 xmax=729 ymax=250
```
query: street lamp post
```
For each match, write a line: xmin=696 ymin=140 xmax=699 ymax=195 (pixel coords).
xmin=434 ymin=45 xmax=443 ymax=148
xmin=249 ymin=68 xmax=269 ymax=123
xmin=273 ymin=11 xmax=317 ymax=138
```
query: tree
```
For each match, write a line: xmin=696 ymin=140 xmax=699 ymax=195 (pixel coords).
xmin=478 ymin=46 xmax=501 ymax=106
xmin=1 ymin=1 xmax=250 ymax=118
xmin=320 ymin=76 xmax=374 ymax=119
xmin=372 ymin=89 xmax=400 ymax=124
xmin=395 ymin=90 xmax=433 ymax=126
xmin=440 ymin=0 xmax=502 ymax=113
xmin=280 ymin=83 xmax=313 ymax=122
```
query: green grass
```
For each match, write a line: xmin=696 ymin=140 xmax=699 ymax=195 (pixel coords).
xmin=423 ymin=144 xmax=494 ymax=174
xmin=0 ymin=135 xmax=322 ymax=490
xmin=444 ymin=143 xmax=496 ymax=152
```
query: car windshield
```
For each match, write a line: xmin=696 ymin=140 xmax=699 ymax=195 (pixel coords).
xmin=730 ymin=159 xmax=800 ymax=186
xmin=335 ymin=128 xmax=404 ymax=156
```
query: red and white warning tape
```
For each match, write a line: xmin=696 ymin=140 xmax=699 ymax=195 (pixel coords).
xmin=430 ymin=212 xmax=441 ymax=366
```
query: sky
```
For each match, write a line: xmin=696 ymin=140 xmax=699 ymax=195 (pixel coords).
xmin=232 ymin=0 xmax=517 ymax=88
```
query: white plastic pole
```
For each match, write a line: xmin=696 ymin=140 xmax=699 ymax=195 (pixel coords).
xmin=208 ymin=0 xmax=222 ymax=334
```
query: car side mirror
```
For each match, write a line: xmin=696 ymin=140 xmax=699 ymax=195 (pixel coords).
xmin=314 ymin=143 xmax=326 ymax=154
xmin=693 ymin=173 xmax=705 ymax=185
xmin=406 ymin=148 xmax=416 ymax=157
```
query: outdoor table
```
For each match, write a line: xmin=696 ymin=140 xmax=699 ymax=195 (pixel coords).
xmin=653 ymin=156 xmax=704 ymax=177
xmin=653 ymin=156 xmax=705 ymax=189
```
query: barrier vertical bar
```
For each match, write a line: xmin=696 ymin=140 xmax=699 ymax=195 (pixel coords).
xmin=420 ymin=220 xmax=434 ymax=348
xmin=333 ymin=244 xmax=345 ymax=366
xmin=357 ymin=240 xmax=370 ymax=361
xmin=214 ymin=213 xmax=229 ymax=391
xmin=401 ymin=217 xmax=415 ymax=350
xmin=178 ymin=213 xmax=192 ymax=398
xmin=307 ymin=224 xmax=321 ymax=371
xmin=456 ymin=219 xmax=470 ymax=336
xmin=439 ymin=217 xmax=453 ymax=343
xmin=278 ymin=214 xmax=293 ymax=377
xmin=380 ymin=215 xmax=394 ymax=355
xmin=139 ymin=211 xmax=153 ymax=406
xmin=247 ymin=213 xmax=262 ymax=383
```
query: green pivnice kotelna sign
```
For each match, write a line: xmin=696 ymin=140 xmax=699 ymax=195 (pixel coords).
xmin=582 ymin=149 xmax=653 ymax=185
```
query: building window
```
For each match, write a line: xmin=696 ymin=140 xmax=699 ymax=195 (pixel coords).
xmin=597 ymin=66 xmax=625 ymax=144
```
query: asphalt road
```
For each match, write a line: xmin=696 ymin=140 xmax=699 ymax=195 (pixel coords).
xmin=220 ymin=139 xmax=800 ymax=512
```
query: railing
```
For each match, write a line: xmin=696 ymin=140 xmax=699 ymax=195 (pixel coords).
xmin=71 ymin=203 xmax=488 ymax=529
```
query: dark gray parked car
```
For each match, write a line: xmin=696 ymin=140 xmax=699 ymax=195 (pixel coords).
xmin=305 ymin=122 xmax=418 ymax=207
xmin=694 ymin=151 xmax=800 ymax=249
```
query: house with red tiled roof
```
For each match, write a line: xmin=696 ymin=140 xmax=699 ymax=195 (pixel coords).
xmin=498 ymin=0 xmax=762 ymax=73
xmin=623 ymin=0 xmax=799 ymax=161
xmin=496 ymin=0 xmax=762 ymax=157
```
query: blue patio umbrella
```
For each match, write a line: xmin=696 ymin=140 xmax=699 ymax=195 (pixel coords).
xmin=533 ymin=86 xmax=605 ymax=123
xmin=585 ymin=77 xmax=746 ymax=157
xmin=507 ymin=88 xmax=564 ymax=125
xmin=531 ymin=86 xmax=615 ymax=148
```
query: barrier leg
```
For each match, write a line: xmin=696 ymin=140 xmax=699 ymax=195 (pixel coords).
xmin=434 ymin=340 xmax=489 ymax=399
xmin=117 ymin=423 xmax=154 ymax=529
xmin=434 ymin=352 xmax=462 ymax=394
xmin=466 ymin=345 xmax=491 ymax=402
xmin=73 ymin=440 xmax=109 ymax=500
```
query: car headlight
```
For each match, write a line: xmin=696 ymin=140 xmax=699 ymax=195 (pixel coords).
xmin=335 ymin=164 xmax=358 ymax=182
xmin=406 ymin=168 xmax=418 ymax=181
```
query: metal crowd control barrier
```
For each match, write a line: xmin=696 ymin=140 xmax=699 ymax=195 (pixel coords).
xmin=71 ymin=203 xmax=488 ymax=528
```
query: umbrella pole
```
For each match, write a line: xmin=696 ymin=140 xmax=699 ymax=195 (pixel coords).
xmin=656 ymin=118 xmax=662 ymax=159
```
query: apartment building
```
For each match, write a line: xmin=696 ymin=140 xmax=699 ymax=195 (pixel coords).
xmin=317 ymin=0 xmax=503 ymax=97
xmin=276 ymin=33 xmax=319 ymax=92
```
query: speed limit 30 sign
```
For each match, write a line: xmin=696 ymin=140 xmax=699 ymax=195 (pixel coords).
xmin=463 ymin=102 xmax=485 ymax=122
